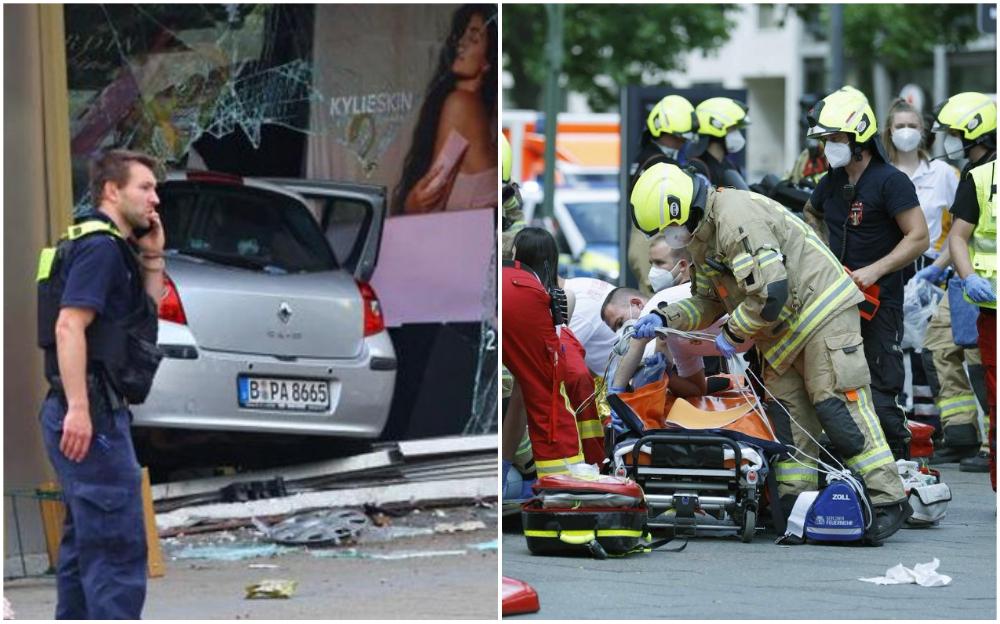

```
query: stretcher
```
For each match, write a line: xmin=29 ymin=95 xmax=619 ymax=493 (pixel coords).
xmin=608 ymin=376 xmax=784 ymax=543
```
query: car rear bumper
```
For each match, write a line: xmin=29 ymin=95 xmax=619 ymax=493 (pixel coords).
xmin=131 ymin=330 xmax=396 ymax=437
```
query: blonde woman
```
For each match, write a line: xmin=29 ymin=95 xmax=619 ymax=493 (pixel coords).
xmin=883 ymin=98 xmax=960 ymax=270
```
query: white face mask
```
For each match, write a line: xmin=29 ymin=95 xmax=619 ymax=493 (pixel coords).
xmin=648 ymin=265 xmax=676 ymax=292
xmin=824 ymin=141 xmax=852 ymax=168
xmin=943 ymin=134 xmax=966 ymax=158
xmin=656 ymin=143 xmax=680 ymax=160
xmin=662 ymin=225 xmax=693 ymax=249
xmin=725 ymin=129 xmax=745 ymax=154
xmin=891 ymin=128 xmax=921 ymax=153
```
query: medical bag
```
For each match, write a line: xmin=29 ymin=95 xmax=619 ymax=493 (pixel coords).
xmin=521 ymin=473 xmax=684 ymax=559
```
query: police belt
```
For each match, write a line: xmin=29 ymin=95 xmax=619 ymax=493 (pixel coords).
xmin=49 ymin=371 xmax=128 ymax=421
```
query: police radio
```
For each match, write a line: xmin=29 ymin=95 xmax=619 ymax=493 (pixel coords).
xmin=549 ymin=287 xmax=569 ymax=327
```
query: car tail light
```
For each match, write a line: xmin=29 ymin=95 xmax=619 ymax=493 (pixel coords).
xmin=159 ymin=273 xmax=188 ymax=325
xmin=357 ymin=280 xmax=385 ymax=336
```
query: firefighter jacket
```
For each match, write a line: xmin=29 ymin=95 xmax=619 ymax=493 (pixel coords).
xmin=651 ymin=187 xmax=865 ymax=375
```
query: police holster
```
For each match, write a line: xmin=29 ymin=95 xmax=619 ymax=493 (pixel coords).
xmin=50 ymin=371 xmax=126 ymax=431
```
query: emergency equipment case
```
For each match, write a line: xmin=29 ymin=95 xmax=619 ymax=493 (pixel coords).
xmin=521 ymin=473 xmax=654 ymax=559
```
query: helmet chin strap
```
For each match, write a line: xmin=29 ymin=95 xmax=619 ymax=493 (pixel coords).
xmin=686 ymin=176 xmax=709 ymax=233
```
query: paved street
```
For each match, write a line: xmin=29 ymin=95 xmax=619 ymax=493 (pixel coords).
xmin=5 ymin=508 xmax=498 ymax=620
xmin=502 ymin=465 xmax=996 ymax=619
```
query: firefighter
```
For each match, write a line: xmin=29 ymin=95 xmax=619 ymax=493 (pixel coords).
xmin=912 ymin=92 xmax=996 ymax=467
xmin=948 ymin=152 xmax=997 ymax=490
xmin=629 ymin=162 xmax=911 ymax=543
xmin=501 ymin=133 xmax=525 ymax=261
xmin=628 ymin=95 xmax=699 ymax=296
xmin=687 ymin=96 xmax=751 ymax=190
xmin=802 ymin=87 xmax=929 ymax=461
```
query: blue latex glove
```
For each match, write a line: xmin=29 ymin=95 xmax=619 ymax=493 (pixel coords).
xmin=964 ymin=274 xmax=996 ymax=303
xmin=608 ymin=408 xmax=626 ymax=434
xmin=633 ymin=313 xmax=664 ymax=339
xmin=608 ymin=385 xmax=626 ymax=395
xmin=633 ymin=352 xmax=668 ymax=389
xmin=915 ymin=264 xmax=944 ymax=285
xmin=715 ymin=331 xmax=738 ymax=358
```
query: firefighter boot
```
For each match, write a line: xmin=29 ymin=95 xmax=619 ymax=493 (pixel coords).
xmin=930 ymin=423 xmax=980 ymax=464
xmin=866 ymin=499 xmax=914 ymax=545
xmin=960 ymin=451 xmax=992 ymax=473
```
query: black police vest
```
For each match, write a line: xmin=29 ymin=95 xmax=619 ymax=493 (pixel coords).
xmin=37 ymin=220 xmax=163 ymax=404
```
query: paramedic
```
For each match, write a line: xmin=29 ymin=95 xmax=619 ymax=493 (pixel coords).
xmin=629 ymin=162 xmax=911 ymax=543
xmin=916 ymin=91 xmax=997 ymax=468
xmin=512 ymin=227 xmax=605 ymax=466
xmin=802 ymin=88 xmax=929 ymax=461
xmin=947 ymin=155 xmax=997 ymax=491
xmin=37 ymin=149 xmax=164 ymax=618
xmin=502 ymin=226 xmax=586 ymax=482
xmin=629 ymin=95 xmax=699 ymax=295
xmin=687 ymin=97 xmax=751 ymax=191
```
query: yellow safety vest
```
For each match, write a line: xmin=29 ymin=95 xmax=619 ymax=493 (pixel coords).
xmin=966 ymin=160 xmax=997 ymax=310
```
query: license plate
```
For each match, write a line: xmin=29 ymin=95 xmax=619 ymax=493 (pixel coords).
xmin=238 ymin=376 xmax=330 ymax=411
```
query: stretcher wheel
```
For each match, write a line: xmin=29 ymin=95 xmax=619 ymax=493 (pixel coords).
xmin=588 ymin=540 xmax=608 ymax=560
xmin=741 ymin=509 xmax=756 ymax=543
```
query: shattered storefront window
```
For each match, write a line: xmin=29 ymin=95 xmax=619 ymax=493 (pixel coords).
xmin=65 ymin=4 xmax=319 ymax=206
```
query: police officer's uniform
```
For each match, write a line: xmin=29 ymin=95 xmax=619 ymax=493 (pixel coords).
xmin=36 ymin=213 xmax=161 ymax=619
xmin=647 ymin=187 xmax=906 ymax=508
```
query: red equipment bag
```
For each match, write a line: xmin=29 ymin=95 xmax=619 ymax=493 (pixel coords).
xmin=907 ymin=420 xmax=935 ymax=459
xmin=521 ymin=474 xmax=686 ymax=559
xmin=502 ymin=577 xmax=540 ymax=616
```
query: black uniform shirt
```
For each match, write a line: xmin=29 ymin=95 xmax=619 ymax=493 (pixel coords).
xmin=61 ymin=212 xmax=142 ymax=322
xmin=810 ymin=159 xmax=920 ymax=309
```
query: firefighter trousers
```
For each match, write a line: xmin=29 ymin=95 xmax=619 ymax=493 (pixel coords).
xmin=765 ymin=309 xmax=906 ymax=506
xmin=39 ymin=394 xmax=147 ymax=620
xmin=923 ymin=296 xmax=981 ymax=437
xmin=502 ymin=266 xmax=583 ymax=475
xmin=860 ymin=308 xmax=910 ymax=458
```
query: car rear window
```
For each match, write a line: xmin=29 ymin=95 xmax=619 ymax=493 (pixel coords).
xmin=158 ymin=181 xmax=338 ymax=273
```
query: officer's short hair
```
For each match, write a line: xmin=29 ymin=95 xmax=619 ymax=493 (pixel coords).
xmin=89 ymin=149 xmax=159 ymax=206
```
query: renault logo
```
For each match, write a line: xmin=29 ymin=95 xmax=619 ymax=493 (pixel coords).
xmin=277 ymin=302 xmax=292 ymax=324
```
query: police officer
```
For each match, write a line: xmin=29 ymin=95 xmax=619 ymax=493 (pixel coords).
xmin=629 ymin=162 xmax=911 ymax=543
xmin=915 ymin=91 xmax=996 ymax=466
xmin=933 ymin=92 xmax=998 ymax=487
xmin=687 ymin=96 xmax=751 ymax=191
xmin=628 ymin=95 xmax=699 ymax=295
xmin=802 ymin=88 xmax=930 ymax=461
xmin=36 ymin=149 xmax=164 ymax=619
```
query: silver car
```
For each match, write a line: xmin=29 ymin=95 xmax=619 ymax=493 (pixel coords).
xmin=131 ymin=171 xmax=396 ymax=438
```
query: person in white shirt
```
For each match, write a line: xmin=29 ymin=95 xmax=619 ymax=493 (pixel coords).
xmin=883 ymin=98 xmax=960 ymax=267
xmin=600 ymin=285 xmax=752 ymax=398
xmin=563 ymin=277 xmax=617 ymax=375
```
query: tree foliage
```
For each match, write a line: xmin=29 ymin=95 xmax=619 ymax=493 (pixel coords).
xmin=791 ymin=4 xmax=981 ymax=73
xmin=503 ymin=4 xmax=737 ymax=111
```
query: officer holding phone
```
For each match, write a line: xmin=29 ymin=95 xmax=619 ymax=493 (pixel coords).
xmin=36 ymin=149 xmax=165 ymax=619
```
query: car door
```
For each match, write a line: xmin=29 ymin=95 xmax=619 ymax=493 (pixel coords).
xmin=264 ymin=179 xmax=386 ymax=282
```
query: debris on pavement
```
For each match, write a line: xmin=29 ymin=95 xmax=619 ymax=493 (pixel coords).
xmin=173 ymin=543 xmax=300 ymax=561
xmin=245 ymin=579 xmax=298 ymax=599
xmin=248 ymin=563 xmax=280 ymax=570
xmin=309 ymin=548 xmax=469 ymax=561
xmin=433 ymin=520 xmax=487 ymax=533
xmin=467 ymin=540 xmax=498 ymax=551
xmin=4 ymin=597 xmax=14 ymax=620
xmin=858 ymin=558 xmax=952 ymax=587
xmin=252 ymin=509 xmax=369 ymax=546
